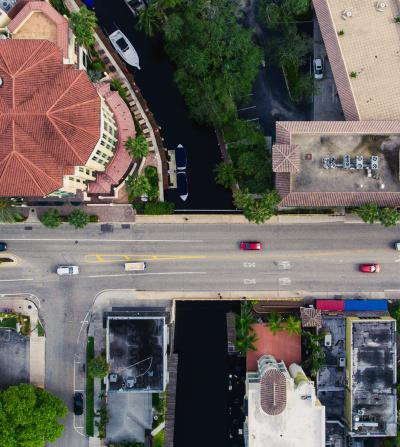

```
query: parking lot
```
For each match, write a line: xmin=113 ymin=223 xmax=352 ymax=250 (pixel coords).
xmin=0 ymin=328 xmax=29 ymax=389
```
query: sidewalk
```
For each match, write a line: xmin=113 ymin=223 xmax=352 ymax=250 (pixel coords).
xmin=0 ymin=295 xmax=45 ymax=388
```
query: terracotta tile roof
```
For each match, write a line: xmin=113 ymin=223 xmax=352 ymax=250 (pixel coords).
xmin=8 ymin=1 xmax=69 ymax=57
xmin=260 ymin=369 xmax=287 ymax=415
xmin=0 ymin=40 xmax=101 ymax=197
xmin=300 ymin=308 xmax=322 ymax=329
xmin=313 ymin=0 xmax=360 ymax=120
xmin=274 ymin=121 xmax=400 ymax=207
xmin=272 ymin=144 xmax=300 ymax=173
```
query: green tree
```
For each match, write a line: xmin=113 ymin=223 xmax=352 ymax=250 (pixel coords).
xmin=88 ymin=355 xmax=109 ymax=379
xmin=237 ymin=152 xmax=260 ymax=176
xmin=69 ymin=6 xmax=97 ymax=48
xmin=0 ymin=200 xmax=21 ymax=223
xmin=235 ymin=301 xmax=258 ymax=355
xmin=0 ymin=383 xmax=67 ymax=447
xmin=144 ymin=201 xmax=175 ymax=214
xmin=357 ymin=203 xmax=380 ymax=224
xmin=266 ymin=312 xmax=282 ymax=335
xmin=302 ymin=331 xmax=326 ymax=378
xmin=271 ymin=29 xmax=312 ymax=68
xmin=379 ymin=207 xmax=400 ymax=227
xmin=290 ymin=73 xmax=316 ymax=103
xmin=39 ymin=209 xmax=62 ymax=229
xmin=282 ymin=0 xmax=310 ymax=17
xmin=125 ymin=135 xmax=149 ymax=159
xmin=137 ymin=3 xmax=164 ymax=37
xmin=164 ymin=13 xmax=183 ymax=42
xmin=68 ymin=209 xmax=90 ymax=229
xmin=110 ymin=79 xmax=127 ymax=101
xmin=285 ymin=315 xmax=302 ymax=335
xmin=144 ymin=165 xmax=159 ymax=201
xmin=125 ymin=174 xmax=151 ymax=201
xmin=224 ymin=119 xmax=265 ymax=148
xmin=233 ymin=189 xmax=280 ymax=224
xmin=214 ymin=162 xmax=236 ymax=188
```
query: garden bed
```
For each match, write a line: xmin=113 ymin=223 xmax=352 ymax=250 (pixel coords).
xmin=86 ymin=336 xmax=95 ymax=437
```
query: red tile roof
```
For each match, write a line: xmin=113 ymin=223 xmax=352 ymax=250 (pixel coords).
xmin=260 ymin=369 xmax=287 ymax=415
xmin=273 ymin=121 xmax=400 ymax=207
xmin=8 ymin=1 xmax=69 ymax=57
xmin=0 ymin=40 xmax=101 ymax=197
xmin=272 ymin=144 xmax=300 ymax=173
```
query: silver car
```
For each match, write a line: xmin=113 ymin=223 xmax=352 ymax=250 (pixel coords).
xmin=314 ymin=58 xmax=323 ymax=80
xmin=57 ymin=265 xmax=79 ymax=276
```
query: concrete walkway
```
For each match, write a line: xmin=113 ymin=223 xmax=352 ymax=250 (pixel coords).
xmin=0 ymin=296 xmax=45 ymax=388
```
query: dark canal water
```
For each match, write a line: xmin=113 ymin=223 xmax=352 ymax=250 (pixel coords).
xmin=174 ymin=301 xmax=244 ymax=447
xmin=94 ymin=0 xmax=234 ymax=211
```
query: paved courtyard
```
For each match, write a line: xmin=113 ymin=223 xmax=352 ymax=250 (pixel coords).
xmin=0 ymin=329 xmax=29 ymax=389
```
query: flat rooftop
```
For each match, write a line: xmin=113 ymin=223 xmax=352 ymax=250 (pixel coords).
xmin=315 ymin=0 xmax=400 ymax=120
xmin=291 ymin=134 xmax=400 ymax=193
xmin=348 ymin=318 xmax=397 ymax=437
xmin=247 ymin=377 xmax=325 ymax=447
xmin=107 ymin=315 xmax=166 ymax=392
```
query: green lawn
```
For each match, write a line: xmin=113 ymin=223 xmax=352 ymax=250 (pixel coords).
xmin=37 ymin=320 xmax=45 ymax=337
xmin=0 ymin=316 xmax=17 ymax=329
xmin=86 ymin=336 xmax=95 ymax=437
xmin=153 ymin=429 xmax=165 ymax=447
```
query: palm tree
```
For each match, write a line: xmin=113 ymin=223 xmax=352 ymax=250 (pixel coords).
xmin=267 ymin=312 xmax=282 ymax=335
xmin=235 ymin=301 xmax=258 ymax=355
xmin=0 ymin=200 xmax=21 ymax=223
xmin=214 ymin=162 xmax=236 ymax=189
xmin=69 ymin=6 xmax=97 ymax=48
xmin=235 ymin=329 xmax=258 ymax=355
xmin=285 ymin=315 xmax=302 ymax=335
xmin=137 ymin=3 xmax=164 ymax=37
xmin=125 ymin=135 xmax=149 ymax=159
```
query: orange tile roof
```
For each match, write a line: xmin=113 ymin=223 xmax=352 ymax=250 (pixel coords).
xmin=0 ymin=40 xmax=101 ymax=197
xmin=8 ymin=1 xmax=69 ymax=57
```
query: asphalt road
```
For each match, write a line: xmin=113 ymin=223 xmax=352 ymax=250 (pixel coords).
xmin=0 ymin=221 xmax=400 ymax=446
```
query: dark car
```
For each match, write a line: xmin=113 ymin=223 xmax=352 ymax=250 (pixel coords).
xmin=0 ymin=242 xmax=7 ymax=251
xmin=240 ymin=241 xmax=262 ymax=251
xmin=73 ymin=392 xmax=84 ymax=416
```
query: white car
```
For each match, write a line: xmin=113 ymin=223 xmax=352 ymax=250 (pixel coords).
xmin=57 ymin=265 xmax=79 ymax=276
xmin=395 ymin=242 xmax=400 ymax=250
xmin=313 ymin=58 xmax=323 ymax=80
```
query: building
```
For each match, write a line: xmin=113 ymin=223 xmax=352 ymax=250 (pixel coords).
xmin=313 ymin=0 xmax=400 ymax=121
xmin=0 ymin=1 xmax=135 ymax=198
xmin=106 ymin=311 xmax=168 ymax=393
xmin=244 ymin=354 xmax=325 ymax=447
xmin=273 ymin=121 xmax=400 ymax=207
xmin=346 ymin=317 xmax=397 ymax=437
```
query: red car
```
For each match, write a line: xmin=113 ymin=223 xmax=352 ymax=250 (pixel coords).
xmin=240 ymin=241 xmax=262 ymax=251
xmin=359 ymin=264 xmax=381 ymax=273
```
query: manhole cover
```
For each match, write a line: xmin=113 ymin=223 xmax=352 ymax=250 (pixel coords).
xmin=24 ymin=226 xmax=32 ymax=230
xmin=100 ymin=224 xmax=114 ymax=232
xmin=121 ymin=224 xmax=130 ymax=229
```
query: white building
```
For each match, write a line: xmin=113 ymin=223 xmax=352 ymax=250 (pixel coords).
xmin=244 ymin=355 xmax=325 ymax=447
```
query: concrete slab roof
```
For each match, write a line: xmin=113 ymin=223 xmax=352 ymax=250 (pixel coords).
xmin=313 ymin=0 xmax=400 ymax=120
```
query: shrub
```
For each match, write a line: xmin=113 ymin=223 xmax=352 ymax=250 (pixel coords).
xmin=337 ymin=29 xmax=344 ymax=36
xmin=89 ymin=215 xmax=99 ymax=223
xmin=350 ymin=71 xmax=357 ymax=78
xmin=144 ymin=201 xmax=175 ymax=215
xmin=0 ymin=200 xmax=22 ymax=223
xmin=68 ymin=209 xmax=90 ymax=229
xmin=110 ymin=79 xmax=128 ymax=101
xmin=39 ymin=209 xmax=62 ymax=229
xmin=395 ymin=15 xmax=400 ymax=23
xmin=88 ymin=355 xmax=109 ymax=379
xmin=125 ymin=174 xmax=151 ymax=201
xmin=125 ymin=135 xmax=149 ymax=159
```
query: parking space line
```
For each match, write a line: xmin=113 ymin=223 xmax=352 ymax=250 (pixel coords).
xmin=238 ymin=106 xmax=256 ymax=111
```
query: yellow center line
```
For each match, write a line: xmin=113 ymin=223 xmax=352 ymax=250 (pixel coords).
xmin=84 ymin=254 xmax=208 ymax=264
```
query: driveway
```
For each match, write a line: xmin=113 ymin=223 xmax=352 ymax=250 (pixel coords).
xmin=0 ymin=329 xmax=29 ymax=389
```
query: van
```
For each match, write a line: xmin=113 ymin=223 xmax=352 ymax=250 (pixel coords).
xmin=124 ymin=262 xmax=146 ymax=271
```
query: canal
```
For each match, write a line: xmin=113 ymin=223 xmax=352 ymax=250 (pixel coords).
xmin=174 ymin=301 xmax=244 ymax=447
xmin=94 ymin=0 xmax=234 ymax=211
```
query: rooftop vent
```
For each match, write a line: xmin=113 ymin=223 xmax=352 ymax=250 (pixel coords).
xmin=341 ymin=9 xmax=352 ymax=19
xmin=375 ymin=1 xmax=387 ymax=11
xmin=0 ymin=77 xmax=3 ymax=88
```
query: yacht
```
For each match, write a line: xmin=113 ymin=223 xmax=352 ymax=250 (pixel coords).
xmin=177 ymin=171 xmax=188 ymax=201
xmin=109 ymin=29 xmax=140 ymax=69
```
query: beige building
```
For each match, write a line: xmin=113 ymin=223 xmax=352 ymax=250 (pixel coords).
xmin=245 ymin=355 xmax=325 ymax=447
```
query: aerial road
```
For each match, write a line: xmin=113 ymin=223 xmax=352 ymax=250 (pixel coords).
xmin=0 ymin=221 xmax=399 ymax=447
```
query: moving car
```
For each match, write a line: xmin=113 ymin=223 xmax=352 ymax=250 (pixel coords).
xmin=394 ymin=242 xmax=400 ymax=250
xmin=240 ymin=241 xmax=262 ymax=251
xmin=109 ymin=29 xmax=140 ymax=69
xmin=125 ymin=262 xmax=146 ymax=271
xmin=313 ymin=58 xmax=323 ymax=80
xmin=73 ymin=392 xmax=84 ymax=416
xmin=359 ymin=263 xmax=381 ymax=273
xmin=0 ymin=242 xmax=7 ymax=251
xmin=57 ymin=266 xmax=80 ymax=276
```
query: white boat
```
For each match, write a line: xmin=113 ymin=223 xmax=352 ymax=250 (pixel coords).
xmin=109 ymin=29 xmax=140 ymax=69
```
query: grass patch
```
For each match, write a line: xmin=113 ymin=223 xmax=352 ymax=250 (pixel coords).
xmin=153 ymin=429 xmax=165 ymax=447
xmin=21 ymin=316 xmax=30 ymax=336
xmin=86 ymin=336 xmax=95 ymax=437
xmin=37 ymin=320 xmax=45 ymax=337
xmin=152 ymin=392 xmax=166 ymax=429
xmin=0 ymin=316 xmax=17 ymax=329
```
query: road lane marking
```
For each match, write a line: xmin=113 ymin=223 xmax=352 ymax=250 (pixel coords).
xmin=0 ymin=278 xmax=34 ymax=282
xmin=279 ymin=277 xmax=291 ymax=286
xmin=84 ymin=271 xmax=208 ymax=278
xmin=243 ymin=262 xmax=256 ymax=268
xmin=4 ymin=238 xmax=203 ymax=243
xmin=278 ymin=261 xmax=291 ymax=270
xmin=84 ymin=254 xmax=207 ymax=263
xmin=244 ymin=279 xmax=256 ymax=284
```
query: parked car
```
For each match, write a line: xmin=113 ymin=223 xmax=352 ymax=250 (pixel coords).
xmin=57 ymin=266 xmax=79 ymax=276
xmin=313 ymin=58 xmax=323 ymax=80
xmin=240 ymin=241 xmax=262 ymax=251
xmin=0 ymin=242 xmax=7 ymax=251
xmin=73 ymin=392 xmax=84 ymax=416
xmin=359 ymin=264 xmax=381 ymax=273
xmin=394 ymin=242 xmax=400 ymax=250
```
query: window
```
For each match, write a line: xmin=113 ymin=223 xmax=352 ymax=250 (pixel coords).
xmin=69 ymin=176 xmax=74 ymax=181
xmin=79 ymin=167 xmax=84 ymax=172
xmin=86 ymin=169 xmax=90 ymax=175
xmin=96 ymin=150 xmax=101 ymax=155
xmin=93 ymin=156 xmax=98 ymax=162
